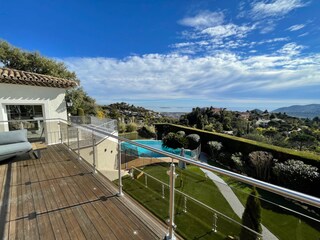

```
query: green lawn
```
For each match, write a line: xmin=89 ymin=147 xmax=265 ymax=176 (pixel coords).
xmin=120 ymin=164 xmax=243 ymax=239
xmin=221 ymin=176 xmax=320 ymax=240
xmin=119 ymin=163 xmax=320 ymax=240
xmin=207 ymin=160 xmax=320 ymax=240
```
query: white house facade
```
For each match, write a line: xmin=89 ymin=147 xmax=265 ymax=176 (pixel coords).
xmin=0 ymin=68 xmax=77 ymax=144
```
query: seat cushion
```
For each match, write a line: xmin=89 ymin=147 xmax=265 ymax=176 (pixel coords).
xmin=0 ymin=142 xmax=32 ymax=160
xmin=0 ymin=129 xmax=28 ymax=145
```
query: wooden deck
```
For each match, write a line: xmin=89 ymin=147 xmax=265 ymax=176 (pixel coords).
xmin=0 ymin=144 xmax=166 ymax=240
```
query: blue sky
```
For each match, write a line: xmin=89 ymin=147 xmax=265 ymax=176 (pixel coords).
xmin=1 ymin=0 xmax=320 ymax=112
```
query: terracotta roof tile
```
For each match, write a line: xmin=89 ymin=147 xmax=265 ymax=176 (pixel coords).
xmin=0 ymin=67 xmax=78 ymax=88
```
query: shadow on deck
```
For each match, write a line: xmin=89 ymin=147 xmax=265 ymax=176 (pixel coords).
xmin=0 ymin=144 xmax=167 ymax=240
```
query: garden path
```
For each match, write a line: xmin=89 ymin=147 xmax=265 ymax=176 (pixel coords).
xmin=199 ymin=153 xmax=278 ymax=240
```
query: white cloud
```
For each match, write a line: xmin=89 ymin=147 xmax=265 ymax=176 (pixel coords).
xmin=201 ymin=24 xmax=255 ymax=39
xmin=287 ymin=24 xmax=305 ymax=31
xmin=179 ymin=11 xmax=224 ymax=29
xmin=277 ymin=42 xmax=304 ymax=56
xmin=298 ymin=32 xmax=309 ymax=37
xmin=63 ymin=49 xmax=320 ymax=103
xmin=251 ymin=0 xmax=306 ymax=19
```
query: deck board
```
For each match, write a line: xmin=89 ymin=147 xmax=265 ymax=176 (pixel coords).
xmin=0 ymin=144 xmax=163 ymax=240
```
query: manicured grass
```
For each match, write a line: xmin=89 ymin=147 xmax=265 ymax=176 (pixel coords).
xmin=120 ymin=164 xmax=242 ymax=239
xmin=120 ymin=162 xmax=320 ymax=240
xmin=205 ymin=158 xmax=320 ymax=240
xmin=221 ymin=176 xmax=320 ymax=240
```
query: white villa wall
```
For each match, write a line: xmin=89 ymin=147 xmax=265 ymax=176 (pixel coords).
xmin=0 ymin=83 xmax=68 ymax=144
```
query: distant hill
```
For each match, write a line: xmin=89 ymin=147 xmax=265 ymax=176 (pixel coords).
xmin=272 ymin=104 xmax=320 ymax=118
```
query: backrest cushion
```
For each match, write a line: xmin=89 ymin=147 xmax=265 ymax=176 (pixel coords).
xmin=0 ymin=129 xmax=28 ymax=145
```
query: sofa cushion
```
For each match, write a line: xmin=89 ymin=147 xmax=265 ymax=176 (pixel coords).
xmin=0 ymin=142 xmax=32 ymax=157
xmin=0 ymin=129 xmax=28 ymax=145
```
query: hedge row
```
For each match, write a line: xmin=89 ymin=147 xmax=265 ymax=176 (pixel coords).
xmin=155 ymin=123 xmax=320 ymax=168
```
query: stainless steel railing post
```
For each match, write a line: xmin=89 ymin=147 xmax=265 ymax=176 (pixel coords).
xmin=58 ymin=121 xmax=63 ymax=144
xmin=67 ymin=126 xmax=70 ymax=149
xmin=92 ymin=133 xmax=97 ymax=173
xmin=167 ymin=162 xmax=177 ymax=240
xmin=77 ymin=128 xmax=80 ymax=160
xmin=117 ymin=140 xmax=124 ymax=197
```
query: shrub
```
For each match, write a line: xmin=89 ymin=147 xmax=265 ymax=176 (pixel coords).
xmin=77 ymin=108 xmax=84 ymax=116
xmin=96 ymin=110 xmax=105 ymax=119
xmin=138 ymin=125 xmax=156 ymax=138
xmin=231 ymin=152 xmax=244 ymax=173
xmin=272 ymin=159 xmax=319 ymax=195
xmin=248 ymin=151 xmax=273 ymax=181
xmin=207 ymin=141 xmax=223 ymax=159
xmin=176 ymin=131 xmax=186 ymax=137
xmin=186 ymin=134 xmax=200 ymax=150
xmin=118 ymin=122 xmax=126 ymax=133
xmin=77 ymin=108 xmax=85 ymax=123
xmin=218 ymin=152 xmax=232 ymax=167
xmin=162 ymin=132 xmax=187 ymax=149
xmin=126 ymin=123 xmax=137 ymax=132
xmin=240 ymin=188 xmax=262 ymax=240
xmin=154 ymin=124 xmax=320 ymax=168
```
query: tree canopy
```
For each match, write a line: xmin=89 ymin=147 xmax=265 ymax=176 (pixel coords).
xmin=240 ymin=187 xmax=262 ymax=240
xmin=0 ymin=40 xmax=98 ymax=115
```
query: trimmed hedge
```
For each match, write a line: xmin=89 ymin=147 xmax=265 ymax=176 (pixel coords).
xmin=155 ymin=123 xmax=320 ymax=168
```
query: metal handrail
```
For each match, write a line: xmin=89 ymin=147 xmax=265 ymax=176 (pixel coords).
xmin=2 ymin=117 xmax=319 ymax=208
xmin=131 ymin=166 xmax=263 ymax=237
xmin=67 ymin=120 xmax=320 ymax=209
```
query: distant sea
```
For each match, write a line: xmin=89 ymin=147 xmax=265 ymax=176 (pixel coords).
xmin=147 ymin=106 xmax=253 ymax=113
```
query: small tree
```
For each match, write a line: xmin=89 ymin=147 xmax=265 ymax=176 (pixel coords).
xmin=248 ymin=151 xmax=273 ymax=181
xmin=240 ymin=188 xmax=262 ymax=240
xmin=288 ymin=133 xmax=316 ymax=151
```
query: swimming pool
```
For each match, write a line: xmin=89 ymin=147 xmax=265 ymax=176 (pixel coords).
xmin=121 ymin=140 xmax=192 ymax=158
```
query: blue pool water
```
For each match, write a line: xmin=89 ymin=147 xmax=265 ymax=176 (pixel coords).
xmin=121 ymin=140 xmax=192 ymax=158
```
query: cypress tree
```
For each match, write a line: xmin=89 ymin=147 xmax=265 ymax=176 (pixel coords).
xmin=240 ymin=187 xmax=262 ymax=240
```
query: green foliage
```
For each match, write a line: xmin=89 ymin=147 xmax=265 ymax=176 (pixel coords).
xmin=126 ymin=123 xmax=137 ymax=132
xmin=178 ymin=105 xmax=320 ymax=153
xmin=138 ymin=125 xmax=156 ymax=138
xmin=176 ymin=131 xmax=186 ymax=137
xmin=244 ymin=133 xmax=271 ymax=144
xmin=218 ymin=152 xmax=233 ymax=167
xmin=118 ymin=122 xmax=126 ymax=133
xmin=231 ymin=152 xmax=244 ymax=172
xmin=240 ymin=188 xmax=262 ymax=240
xmin=248 ymin=151 xmax=273 ymax=181
xmin=273 ymin=159 xmax=319 ymax=195
xmin=67 ymin=87 xmax=98 ymax=115
xmin=77 ymin=108 xmax=84 ymax=116
xmin=162 ymin=132 xmax=187 ymax=149
xmin=186 ymin=134 xmax=200 ymax=150
xmin=0 ymin=40 xmax=77 ymax=80
xmin=155 ymin=124 xmax=320 ymax=167
xmin=0 ymin=40 xmax=100 ymax=116
xmin=288 ymin=133 xmax=316 ymax=151
xmin=207 ymin=141 xmax=223 ymax=159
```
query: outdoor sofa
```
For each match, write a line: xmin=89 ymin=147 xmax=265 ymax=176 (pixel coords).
xmin=0 ymin=129 xmax=32 ymax=161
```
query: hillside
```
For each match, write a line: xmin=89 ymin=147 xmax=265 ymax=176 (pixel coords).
xmin=272 ymin=104 xmax=320 ymax=119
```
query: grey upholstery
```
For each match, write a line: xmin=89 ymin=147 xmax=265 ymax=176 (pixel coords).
xmin=0 ymin=129 xmax=32 ymax=161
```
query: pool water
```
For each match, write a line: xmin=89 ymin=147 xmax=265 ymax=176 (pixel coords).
xmin=121 ymin=140 xmax=192 ymax=158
